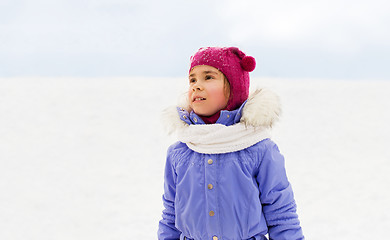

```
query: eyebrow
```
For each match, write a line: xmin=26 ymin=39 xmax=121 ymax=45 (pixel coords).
xmin=189 ymin=70 xmax=219 ymax=78
xmin=204 ymin=71 xmax=218 ymax=75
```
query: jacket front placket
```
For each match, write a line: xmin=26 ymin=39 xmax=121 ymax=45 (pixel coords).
xmin=204 ymin=154 xmax=221 ymax=239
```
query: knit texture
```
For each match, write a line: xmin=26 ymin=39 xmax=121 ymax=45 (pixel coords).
xmin=177 ymin=123 xmax=270 ymax=154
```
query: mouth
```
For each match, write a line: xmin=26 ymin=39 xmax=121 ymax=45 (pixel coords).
xmin=193 ymin=97 xmax=206 ymax=102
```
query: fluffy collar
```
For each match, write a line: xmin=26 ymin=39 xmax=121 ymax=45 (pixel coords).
xmin=162 ymin=88 xmax=281 ymax=153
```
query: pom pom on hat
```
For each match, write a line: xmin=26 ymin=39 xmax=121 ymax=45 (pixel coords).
xmin=241 ymin=56 xmax=256 ymax=72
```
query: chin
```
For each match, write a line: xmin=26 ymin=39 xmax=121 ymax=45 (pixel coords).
xmin=193 ymin=109 xmax=215 ymax=117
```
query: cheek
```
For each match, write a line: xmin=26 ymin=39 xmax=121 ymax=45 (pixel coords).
xmin=208 ymin=84 xmax=228 ymax=103
xmin=187 ymin=87 xmax=193 ymax=100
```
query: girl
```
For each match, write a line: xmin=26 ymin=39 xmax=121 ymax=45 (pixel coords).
xmin=158 ymin=47 xmax=304 ymax=240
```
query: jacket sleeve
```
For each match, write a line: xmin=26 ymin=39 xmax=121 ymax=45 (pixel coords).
xmin=256 ymin=140 xmax=304 ymax=240
xmin=158 ymin=145 xmax=181 ymax=240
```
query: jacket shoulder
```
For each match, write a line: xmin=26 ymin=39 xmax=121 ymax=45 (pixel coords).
xmin=167 ymin=141 xmax=187 ymax=151
xmin=249 ymin=138 xmax=279 ymax=150
xmin=167 ymin=141 xmax=189 ymax=158
xmin=247 ymin=138 xmax=282 ymax=159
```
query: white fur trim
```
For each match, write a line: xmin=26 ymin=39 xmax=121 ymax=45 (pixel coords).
xmin=161 ymin=106 xmax=187 ymax=135
xmin=241 ymin=88 xmax=281 ymax=128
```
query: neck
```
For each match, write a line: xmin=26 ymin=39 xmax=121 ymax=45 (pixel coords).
xmin=199 ymin=111 xmax=221 ymax=124
xmin=198 ymin=102 xmax=235 ymax=124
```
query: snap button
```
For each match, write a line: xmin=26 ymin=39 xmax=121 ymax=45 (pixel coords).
xmin=213 ymin=236 xmax=218 ymax=240
xmin=193 ymin=117 xmax=198 ymax=122
xmin=209 ymin=210 xmax=215 ymax=216
xmin=227 ymin=114 xmax=230 ymax=118
xmin=208 ymin=184 xmax=213 ymax=190
xmin=208 ymin=159 xmax=213 ymax=164
xmin=183 ymin=115 xmax=187 ymax=119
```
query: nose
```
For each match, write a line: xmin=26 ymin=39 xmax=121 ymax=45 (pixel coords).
xmin=192 ymin=82 xmax=203 ymax=91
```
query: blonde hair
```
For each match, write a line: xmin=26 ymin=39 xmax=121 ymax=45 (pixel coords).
xmin=223 ymin=75 xmax=231 ymax=104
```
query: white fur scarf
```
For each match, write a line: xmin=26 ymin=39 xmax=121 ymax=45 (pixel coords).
xmin=162 ymin=88 xmax=282 ymax=154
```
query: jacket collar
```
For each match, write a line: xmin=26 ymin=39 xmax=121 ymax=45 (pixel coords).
xmin=177 ymin=100 xmax=247 ymax=126
xmin=162 ymin=88 xmax=281 ymax=135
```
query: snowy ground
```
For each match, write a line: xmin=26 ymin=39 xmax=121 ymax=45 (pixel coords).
xmin=0 ymin=77 xmax=389 ymax=239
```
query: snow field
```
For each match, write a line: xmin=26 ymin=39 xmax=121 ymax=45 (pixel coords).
xmin=0 ymin=77 xmax=389 ymax=239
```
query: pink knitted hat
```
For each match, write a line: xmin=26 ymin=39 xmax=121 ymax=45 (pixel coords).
xmin=189 ymin=47 xmax=256 ymax=110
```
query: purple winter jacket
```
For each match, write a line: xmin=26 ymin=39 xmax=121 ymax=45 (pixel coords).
xmin=158 ymin=89 xmax=304 ymax=240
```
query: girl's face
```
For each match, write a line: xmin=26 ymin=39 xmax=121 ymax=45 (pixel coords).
xmin=188 ymin=65 xmax=230 ymax=117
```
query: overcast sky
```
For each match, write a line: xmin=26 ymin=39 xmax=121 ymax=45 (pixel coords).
xmin=0 ymin=0 xmax=389 ymax=79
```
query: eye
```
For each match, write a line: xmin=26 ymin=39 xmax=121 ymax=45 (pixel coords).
xmin=189 ymin=78 xmax=196 ymax=83
xmin=205 ymin=75 xmax=214 ymax=80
